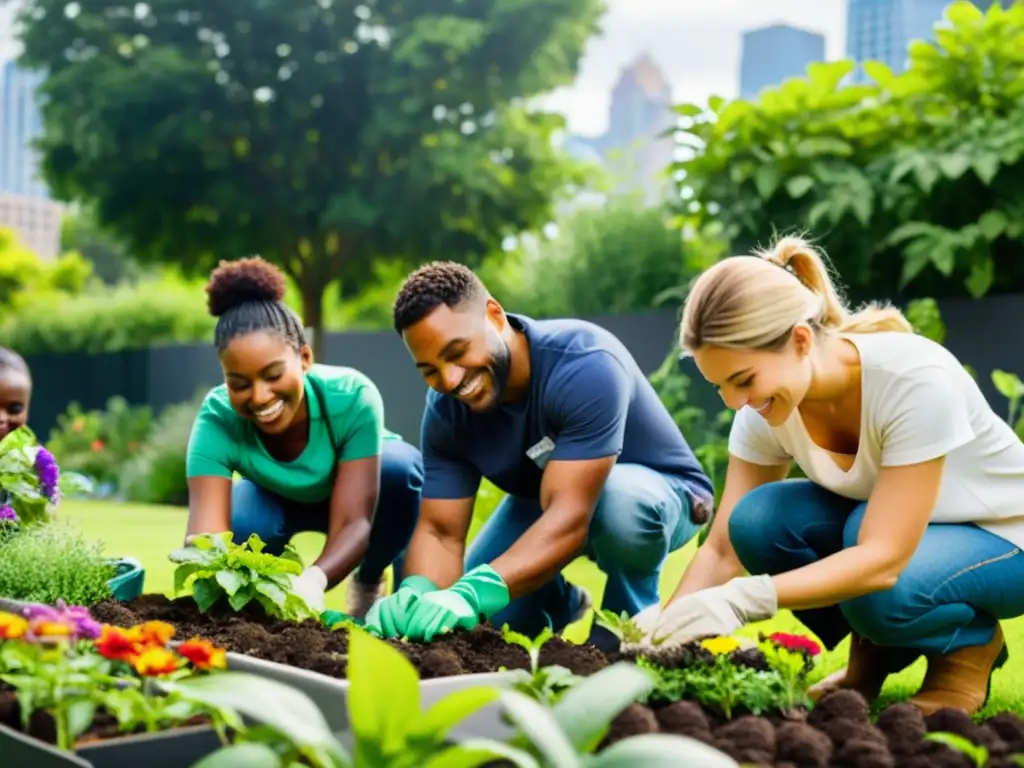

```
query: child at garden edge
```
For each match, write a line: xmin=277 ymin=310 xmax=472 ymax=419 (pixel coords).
xmin=623 ymin=236 xmax=1024 ymax=716
xmin=183 ymin=257 xmax=423 ymax=620
xmin=0 ymin=348 xmax=31 ymax=441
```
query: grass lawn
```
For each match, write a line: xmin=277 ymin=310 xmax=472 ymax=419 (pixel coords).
xmin=62 ymin=498 xmax=1024 ymax=717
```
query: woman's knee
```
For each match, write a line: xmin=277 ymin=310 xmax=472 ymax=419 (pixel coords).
xmin=840 ymin=582 xmax=921 ymax=646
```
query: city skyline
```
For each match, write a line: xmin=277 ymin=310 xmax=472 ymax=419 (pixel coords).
xmin=0 ymin=1 xmax=846 ymax=136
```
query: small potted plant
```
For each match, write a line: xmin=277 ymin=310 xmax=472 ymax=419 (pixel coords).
xmin=0 ymin=427 xmax=143 ymax=606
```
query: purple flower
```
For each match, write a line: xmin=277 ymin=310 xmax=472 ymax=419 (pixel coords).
xmin=33 ymin=448 xmax=59 ymax=501
xmin=0 ymin=506 xmax=16 ymax=523
xmin=22 ymin=600 xmax=102 ymax=642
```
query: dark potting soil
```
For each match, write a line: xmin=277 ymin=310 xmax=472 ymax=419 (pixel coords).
xmin=89 ymin=594 xmax=613 ymax=680
xmin=89 ymin=596 xmax=1024 ymax=767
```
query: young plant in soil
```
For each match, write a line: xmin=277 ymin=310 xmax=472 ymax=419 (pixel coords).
xmin=168 ymin=532 xmax=319 ymax=621
xmin=500 ymin=625 xmax=580 ymax=706
xmin=591 ymin=609 xmax=646 ymax=645
xmin=0 ymin=601 xmax=230 ymax=750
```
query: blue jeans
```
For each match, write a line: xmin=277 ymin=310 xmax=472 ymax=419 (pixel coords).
xmin=465 ymin=463 xmax=702 ymax=643
xmin=729 ymin=479 xmax=1024 ymax=660
xmin=231 ymin=439 xmax=423 ymax=584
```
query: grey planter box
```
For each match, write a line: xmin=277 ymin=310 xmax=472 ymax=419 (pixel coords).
xmin=225 ymin=649 xmax=517 ymax=736
xmin=0 ymin=722 xmax=221 ymax=768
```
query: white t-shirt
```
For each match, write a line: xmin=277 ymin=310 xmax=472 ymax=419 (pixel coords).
xmin=728 ymin=331 xmax=1024 ymax=550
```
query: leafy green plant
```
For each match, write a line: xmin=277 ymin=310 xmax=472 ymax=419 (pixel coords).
xmin=500 ymin=625 xmax=580 ymax=706
xmin=168 ymin=532 xmax=317 ymax=621
xmin=992 ymin=368 xmax=1024 ymax=438
xmin=0 ymin=518 xmax=115 ymax=605
xmin=591 ymin=609 xmax=645 ymax=645
xmin=0 ymin=426 xmax=92 ymax=524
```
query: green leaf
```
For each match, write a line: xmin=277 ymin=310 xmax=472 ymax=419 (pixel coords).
xmin=227 ymin=583 xmax=256 ymax=612
xmin=173 ymin=563 xmax=207 ymax=595
xmin=193 ymin=577 xmax=222 ymax=613
xmin=189 ymin=743 xmax=283 ymax=768
xmin=945 ymin=0 xmax=984 ymax=26
xmin=673 ymin=103 xmax=704 ymax=117
xmin=551 ymin=663 xmax=655 ymax=754
xmin=966 ymin=257 xmax=995 ymax=298
xmin=65 ymin=700 xmax=97 ymax=740
xmin=215 ymin=569 xmax=248 ymax=597
xmin=754 ymin=165 xmax=780 ymax=199
xmin=252 ymin=579 xmax=288 ymax=610
xmin=973 ymin=153 xmax=1000 ymax=184
xmin=163 ymin=672 xmax=344 ymax=761
xmin=794 ymin=137 xmax=853 ymax=158
xmin=414 ymin=686 xmax=502 ymax=741
xmin=992 ymin=370 xmax=1024 ymax=400
xmin=977 ymin=210 xmax=1007 ymax=241
xmin=937 ymin=153 xmax=971 ymax=180
xmin=925 ymin=731 xmax=988 ymax=767
xmin=168 ymin=547 xmax=216 ymax=566
xmin=862 ymin=60 xmax=894 ymax=86
xmin=785 ymin=175 xmax=814 ymax=198
xmin=348 ymin=627 xmax=421 ymax=760
xmin=422 ymin=741 xmax=539 ymax=768
xmin=587 ymin=733 xmax=740 ymax=767
xmin=500 ymin=690 xmax=583 ymax=768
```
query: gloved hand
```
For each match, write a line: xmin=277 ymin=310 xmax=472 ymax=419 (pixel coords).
xmin=404 ymin=564 xmax=510 ymax=643
xmin=363 ymin=575 xmax=438 ymax=638
xmin=293 ymin=566 xmax=328 ymax=614
xmin=321 ymin=609 xmax=362 ymax=629
xmin=624 ymin=575 xmax=777 ymax=650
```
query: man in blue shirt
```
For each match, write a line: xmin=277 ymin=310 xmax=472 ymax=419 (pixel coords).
xmin=363 ymin=262 xmax=714 ymax=649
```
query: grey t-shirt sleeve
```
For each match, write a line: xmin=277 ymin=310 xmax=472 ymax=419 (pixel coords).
xmin=548 ymin=351 xmax=631 ymax=462
xmin=420 ymin=408 xmax=482 ymax=500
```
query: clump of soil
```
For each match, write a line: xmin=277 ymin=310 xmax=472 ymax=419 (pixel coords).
xmin=90 ymin=594 xmax=609 ymax=680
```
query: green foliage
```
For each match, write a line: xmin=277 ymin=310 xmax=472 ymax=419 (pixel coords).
xmin=14 ymin=0 xmax=602 ymax=354
xmin=168 ymin=532 xmax=318 ymax=621
xmin=60 ymin=207 xmax=145 ymax=286
xmin=906 ymin=297 xmax=947 ymax=344
xmin=501 ymin=625 xmax=580 ymax=706
xmin=46 ymin=397 xmax=153 ymax=490
xmin=0 ymin=518 xmax=115 ymax=605
xmin=0 ymin=227 xmax=95 ymax=313
xmin=672 ymin=1 xmax=1024 ymax=301
xmin=493 ymin=194 xmax=694 ymax=318
xmin=118 ymin=395 xmax=202 ymax=505
xmin=0 ymin=275 xmax=214 ymax=355
xmin=0 ymin=427 xmax=92 ymax=524
xmin=591 ymin=609 xmax=644 ymax=645
xmin=992 ymin=369 xmax=1024 ymax=438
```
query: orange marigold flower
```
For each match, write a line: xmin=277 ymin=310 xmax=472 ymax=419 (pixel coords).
xmin=0 ymin=612 xmax=28 ymax=640
xmin=31 ymin=621 xmax=73 ymax=639
xmin=177 ymin=638 xmax=227 ymax=671
xmin=137 ymin=621 xmax=175 ymax=647
xmin=96 ymin=625 xmax=143 ymax=662
xmin=133 ymin=646 xmax=181 ymax=677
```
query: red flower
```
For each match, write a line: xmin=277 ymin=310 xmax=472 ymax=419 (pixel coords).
xmin=767 ymin=632 xmax=821 ymax=656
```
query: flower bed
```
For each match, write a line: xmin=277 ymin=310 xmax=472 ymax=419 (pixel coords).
xmin=86 ymin=594 xmax=1024 ymax=767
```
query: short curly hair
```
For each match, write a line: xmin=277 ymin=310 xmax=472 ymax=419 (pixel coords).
xmin=393 ymin=261 xmax=488 ymax=334
xmin=205 ymin=256 xmax=307 ymax=352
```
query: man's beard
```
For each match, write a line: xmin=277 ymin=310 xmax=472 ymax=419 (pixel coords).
xmin=487 ymin=335 xmax=512 ymax=404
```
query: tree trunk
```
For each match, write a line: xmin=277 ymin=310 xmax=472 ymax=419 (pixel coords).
xmin=298 ymin=277 xmax=326 ymax=362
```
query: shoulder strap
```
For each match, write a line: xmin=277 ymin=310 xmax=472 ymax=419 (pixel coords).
xmin=308 ymin=373 xmax=342 ymax=464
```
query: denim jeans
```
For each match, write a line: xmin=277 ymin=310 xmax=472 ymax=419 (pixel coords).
xmin=465 ymin=463 xmax=703 ymax=644
xmin=729 ymin=479 xmax=1024 ymax=660
xmin=231 ymin=439 xmax=423 ymax=584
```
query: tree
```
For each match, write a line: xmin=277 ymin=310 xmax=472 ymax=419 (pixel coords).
xmin=11 ymin=0 xmax=601 ymax=355
xmin=670 ymin=0 xmax=1024 ymax=303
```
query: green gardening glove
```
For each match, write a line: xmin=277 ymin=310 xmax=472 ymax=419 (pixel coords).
xmin=321 ymin=610 xmax=362 ymax=629
xmin=403 ymin=564 xmax=510 ymax=643
xmin=363 ymin=575 xmax=438 ymax=638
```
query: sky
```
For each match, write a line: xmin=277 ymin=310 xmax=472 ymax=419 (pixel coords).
xmin=0 ymin=1 xmax=848 ymax=136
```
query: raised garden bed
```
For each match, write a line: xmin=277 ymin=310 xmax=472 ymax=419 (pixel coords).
xmin=88 ymin=594 xmax=1024 ymax=767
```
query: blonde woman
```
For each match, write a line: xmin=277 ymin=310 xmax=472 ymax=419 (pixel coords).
xmin=627 ymin=236 xmax=1024 ymax=716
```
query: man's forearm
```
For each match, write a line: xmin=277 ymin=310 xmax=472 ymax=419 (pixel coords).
xmin=489 ymin=503 xmax=588 ymax=599
xmin=313 ymin=518 xmax=371 ymax=588
xmin=401 ymin=522 xmax=466 ymax=589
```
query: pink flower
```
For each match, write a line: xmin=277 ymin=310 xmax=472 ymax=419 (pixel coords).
xmin=767 ymin=632 xmax=821 ymax=656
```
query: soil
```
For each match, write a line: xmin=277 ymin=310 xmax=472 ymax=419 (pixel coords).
xmin=88 ymin=596 xmax=1024 ymax=767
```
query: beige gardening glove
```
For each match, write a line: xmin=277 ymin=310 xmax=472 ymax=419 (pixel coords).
xmin=625 ymin=575 xmax=778 ymax=651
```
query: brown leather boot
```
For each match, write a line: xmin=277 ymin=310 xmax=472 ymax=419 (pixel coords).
xmin=807 ymin=633 xmax=892 ymax=703
xmin=908 ymin=623 xmax=1008 ymax=716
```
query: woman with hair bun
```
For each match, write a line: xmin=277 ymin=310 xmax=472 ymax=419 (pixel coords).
xmin=184 ymin=256 xmax=423 ymax=621
xmin=625 ymin=236 xmax=1024 ymax=717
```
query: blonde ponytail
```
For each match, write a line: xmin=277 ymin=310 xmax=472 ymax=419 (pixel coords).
xmin=680 ymin=235 xmax=912 ymax=353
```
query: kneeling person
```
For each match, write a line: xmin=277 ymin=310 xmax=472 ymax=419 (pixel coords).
xmin=365 ymin=262 xmax=713 ymax=649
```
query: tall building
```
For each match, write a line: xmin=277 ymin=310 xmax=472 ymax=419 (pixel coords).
xmin=738 ymin=24 xmax=827 ymax=100
xmin=846 ymin=0 xmax=1011 ymax=84
xmin=0 ymin=59 xmax=47 ymax=198
xmin=565 ymin=54 xmax=676 ymax=202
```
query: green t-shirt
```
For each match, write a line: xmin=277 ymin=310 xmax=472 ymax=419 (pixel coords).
xmin=185 ymin=364 xmax=395 ymax=504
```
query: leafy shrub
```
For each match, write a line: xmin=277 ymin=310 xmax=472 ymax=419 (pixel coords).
xmin=118 ymin=394 xmax=203 ymax=505
xmin=0 ymin=518 xmax=115 ymax=605
xmin=46 ymin=396 xmax=153 ymax=490
xmin=0 ymin=273 xmax=214 ymax=355
xmin=168 ymin=533 xmax=317 ymax=621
